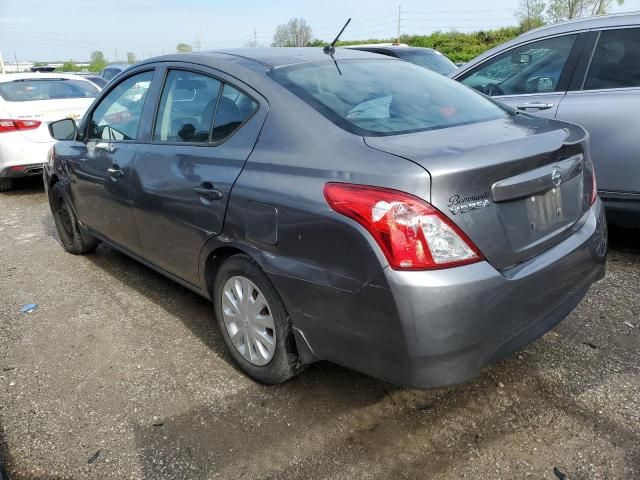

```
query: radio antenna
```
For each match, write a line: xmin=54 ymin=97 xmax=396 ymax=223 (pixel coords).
xmin=323 ymin=18 xmax=351 ymax=55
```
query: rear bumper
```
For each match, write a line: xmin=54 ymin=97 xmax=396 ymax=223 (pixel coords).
xmin=285 ymin=200 xmax=607 ymax=388
xmin=0 ymin=135 xmax=52 ymax=178
xmin=383 ymin=199 xmax=607 ymax=387
xmin=0 ymin=163 xmax=46 ymax=178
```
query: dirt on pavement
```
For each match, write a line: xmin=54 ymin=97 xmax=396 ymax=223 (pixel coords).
xmin=0 ymin=179 xmax=639 ymax=479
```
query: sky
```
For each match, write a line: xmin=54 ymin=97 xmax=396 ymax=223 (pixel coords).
xmin=1 ymin=0 xmax=640 ymax=62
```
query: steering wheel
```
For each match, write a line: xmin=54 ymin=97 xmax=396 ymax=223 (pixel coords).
xmin=484 ymin=83 xmax=505 ymax=96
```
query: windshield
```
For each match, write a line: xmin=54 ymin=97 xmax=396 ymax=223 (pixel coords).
xmin=0 ymin=79 xmax=99 ymax=102
xmin=269 ymin=59 xmax=508 ymax=136
xmin=395 ymin=49 xmax=457 ymax=75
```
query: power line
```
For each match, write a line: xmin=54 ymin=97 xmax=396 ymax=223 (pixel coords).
xmin=341 ymin=20 xmax=397 ymax=33
xmin=402 ymin=8 xmax=514 ymax=14
xmin=402 ymin=17 xmax=516 ymax=23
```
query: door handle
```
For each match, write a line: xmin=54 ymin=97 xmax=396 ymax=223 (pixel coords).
xmin=107 ymin=167 xmax=124 ymax=177
xmin=516 ymin=102 xmax=554 ymax=111
xmin=194 ymin=183 xmax=223 ymax=201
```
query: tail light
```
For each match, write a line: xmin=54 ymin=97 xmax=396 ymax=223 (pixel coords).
xmin=590 ymin=167 xmax=598 ymax=205
xmin=0 ymin=119 xmax=42 ymax=134
xmin=323 ymin=183 xmax=483 ymax=270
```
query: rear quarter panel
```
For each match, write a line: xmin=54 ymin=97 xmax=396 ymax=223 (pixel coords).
xmin=198 ymin=82 xmax=432 ymax=369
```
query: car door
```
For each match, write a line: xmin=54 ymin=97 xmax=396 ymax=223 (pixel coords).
xmin=555 ymin=27 xmax=640 ymax=196
xmin=456 ymin=33 xmax=586 ymax=118
xmin=131 ymin=65 xmax=267 ymax=285
xmin=67 ymin=69 xmax=156 ymax=254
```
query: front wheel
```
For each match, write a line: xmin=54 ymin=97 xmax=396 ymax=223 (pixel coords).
xmin=213 ymin=254 xmax=303 ymax=384
xmin=49 ymin=182 xmax=99 ymax=255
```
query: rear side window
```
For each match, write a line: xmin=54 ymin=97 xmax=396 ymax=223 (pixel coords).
xmin=154 ymin=70 xmax=222 ymax=143
xmin=88 ymin=71 xmax=153 ymax=141
xmin=152 ymin=70 xmax=258 ymax=144
xmin=395 ymin=50 xmax=457 ymax=75
xmin=101 ymin=69 xmax=117 ymax=81
xmin=460 ymin=35 xmax=577 ymax=96
xmin=0 ymin=79 xmax=99 ymax=102
xmin=211 ymin=84 xmax=258 ymax=142
xmin=269 ymin=59 xmax=507 ymax=136
xmin=584 ymin=28 xmax=640 ymax=90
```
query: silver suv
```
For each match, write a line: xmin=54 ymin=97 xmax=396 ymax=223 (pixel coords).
xmin=452 ymin=13 xmax=640 ymax=227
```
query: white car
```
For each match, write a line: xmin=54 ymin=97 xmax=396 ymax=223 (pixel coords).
xmin=0 ymin=72 xmax=100 ymax=191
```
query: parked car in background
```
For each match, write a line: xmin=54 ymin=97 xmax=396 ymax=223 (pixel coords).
xmin=84 ymin=75 xmax=108 ymax=89
xmin=346 ymin=44 xmax=458 ymax=75
xmin=452 ymin=13 xmax=640 ymax=227
xmin=45 ymin=48 xmax=606 ymax=388
xmin=0 ymin=72 xmax=99 ymax=191
xmin=97 ymin=63 xmax=129 ymax=82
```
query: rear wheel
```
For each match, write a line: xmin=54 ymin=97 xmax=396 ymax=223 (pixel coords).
xmin=213 ymin=254 xmax=302 ymax=384
xmin=49 ymin=182 xmax=98 ymax=255
xmin=0 ymin=178 xmax=13 ymax=192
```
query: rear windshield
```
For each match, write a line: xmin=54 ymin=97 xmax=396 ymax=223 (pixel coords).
xmin=0 ymin=79 xmax=99 ymax=102
xmin=269 ymin=59 xmax=507 ymax=136
xmin=394 ymin=49 xmax=457 ymax=75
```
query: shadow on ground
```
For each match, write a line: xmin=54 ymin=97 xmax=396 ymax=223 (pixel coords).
xmin=609 ymin=225 xmax=640 ymax=254
xmin=0 ymin=178 xmax=44 ymax=197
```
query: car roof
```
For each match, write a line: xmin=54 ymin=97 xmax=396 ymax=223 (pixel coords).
xmin=519 ymin=11 xmax=640 ymax=39
xmin=145 ymin=47 xmax=390 ymax=70
xmin=343 ymin=43 xmax=409 ymax=48
xmin=346 ymin=45 xmax=438 ymax=53
xmin=0 ymin=72 xmax=94 ymax=83
xmin=102 ymin=63 xmax=129 ymax=70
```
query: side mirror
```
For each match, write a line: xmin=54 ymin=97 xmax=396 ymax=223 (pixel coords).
xmin=537 ymin=77 xmax=554 ymax=92
xmin=49 ymin=118 xmax=77 ymax=141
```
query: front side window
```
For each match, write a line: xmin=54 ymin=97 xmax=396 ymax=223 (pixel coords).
xmin=154 ymin=70 xmax=222 ymax=143
xmin=460 ymin=35 xmax=577 ymax=96
xmin=584 ymin=28 xmax=640 ymax=90
xmin=269 ymin=59 xmax=507 ymax=136
xmin=0 ymin=79 xmax=99 ymax=102
xmin=88 ymin=70 xmax=153 ymax=141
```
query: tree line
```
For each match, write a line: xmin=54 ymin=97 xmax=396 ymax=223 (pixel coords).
xmin=262 ymin=0 xmax=624 ymax=63
xmin=54 ymin=50 xmax=137 ymax=72
xmin=516 ymin=0 xmax=624 ymax=31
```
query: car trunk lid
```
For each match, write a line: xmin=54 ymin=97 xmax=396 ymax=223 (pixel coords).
xmin=1 ymin=98 xmax=93 ymax=142
xmin=365 ymin=116 xmax=591 ymax=270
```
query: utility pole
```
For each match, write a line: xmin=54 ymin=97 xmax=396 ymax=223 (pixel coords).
xmin=0 ymin=50 xmax=5 ymax=75
xmin=195 ymin=28 xmax=204 ymax=51
xmin=115 ymin=49 xmax=118 ymax=62
xmin=254 ymin=28 xmax=257 ymax=47
xmin=13 ymin=51 xmax=19 ymax=72
xmin=396 ymin=5 xmax=401 ymax=45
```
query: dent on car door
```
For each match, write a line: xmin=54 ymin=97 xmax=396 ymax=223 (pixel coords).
xmin=555 ymin=27 xmax=640 ymax=196
xmin=457 ymin=33 xmax=584 ymax=118
xmin=131 ymin=67 xmax=266 ymax=285
xmin=68 ymin=70 xmax=155 ymax=253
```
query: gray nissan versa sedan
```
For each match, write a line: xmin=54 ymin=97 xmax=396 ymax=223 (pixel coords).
xmin=44 ymin=48 xmax=607 ymax=388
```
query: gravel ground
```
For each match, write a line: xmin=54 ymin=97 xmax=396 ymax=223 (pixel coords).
xmin=0 ymin=178 xmax=638 ymax=480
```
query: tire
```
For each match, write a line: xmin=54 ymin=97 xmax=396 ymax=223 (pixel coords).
xmin=213 ymin=254 xmax=303 ymax=384
xmin=49 ymin=182 xmax=99 ymax=255
xmin=0 ymin=178 xmax=12 ymax=192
